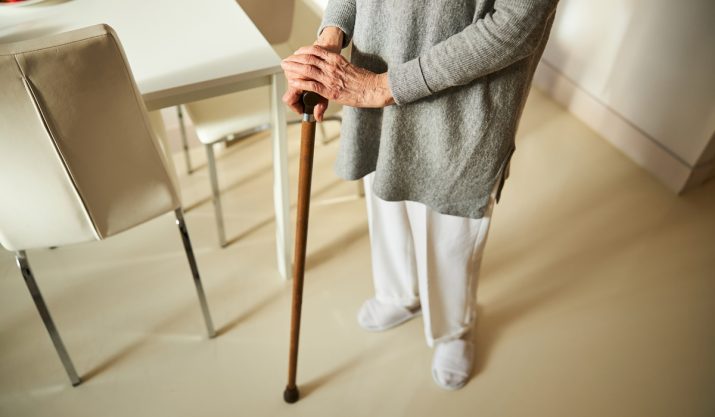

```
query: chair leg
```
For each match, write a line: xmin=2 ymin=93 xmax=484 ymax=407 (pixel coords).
xmin=174 ymin=209 xmax=216 ymax=338
xmin=177 ymin=106 xmax=193 ymax=174
xmin=15 ymin=251 xmax=81 ymax=386
xmin=318 ymin=122 xmax=329 ymax=145
xmin=357 ymin=177 xmax=366 ymax=198
xmin=317 ymin=115 xmax=342 ymax=145
xmin=205 ymin=144 xmax=227 ymax=247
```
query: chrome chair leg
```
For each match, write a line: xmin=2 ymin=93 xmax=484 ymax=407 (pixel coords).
xmin=177 ymin=105 xmax=193 ymax=174
xmin=15 ymin=251 xmax=81 ymax=386
xmin=205 ymin=144 xmax=227 ymax=247
xmin=199 ymin=114 xmax=344 ymax=248
xmin=357 ymin=177 xmax=366 ymax=197
xmin=316 ymin=115 xmax=342 ymax=145
xmin=204 ymin=121 xmax=301 ymax=248
xmin=174 ymin=209 xmax=216 ymax=338
xmin=318 ymin=122 xmax=329 ymax=145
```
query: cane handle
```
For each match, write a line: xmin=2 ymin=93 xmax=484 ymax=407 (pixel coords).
xmin=302 ymin=92 xmax=321 ymax=116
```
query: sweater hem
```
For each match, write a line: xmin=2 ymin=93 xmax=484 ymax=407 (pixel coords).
xmin=333 ymin=164 xmax=493 ymax=220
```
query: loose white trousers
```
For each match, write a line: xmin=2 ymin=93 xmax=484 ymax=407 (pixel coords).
xmin=363 ymin=172 xmax=497 ymax=347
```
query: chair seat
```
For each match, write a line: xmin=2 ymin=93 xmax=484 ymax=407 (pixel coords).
xmin=183 ymin=86 xmax=272 ymax=144
xmin=183 ymin=38 xmax=344 ymax=146
xmin=176 ymin=0 xmax=349 ymax=249
xmin=184 ymin=82 xmax=343 ymax=145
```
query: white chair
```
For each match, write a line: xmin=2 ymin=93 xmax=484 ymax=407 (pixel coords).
xmin=0 ymin=24 xmax=215 ymax=387
xmin=178 ymin=0 xmax=346 ymax=247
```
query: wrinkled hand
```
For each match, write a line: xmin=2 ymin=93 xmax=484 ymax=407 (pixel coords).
xmin=281 ymin=45 xmax=394 ymax=121
xmin=281 ymin=43 xmax=336 ymax=122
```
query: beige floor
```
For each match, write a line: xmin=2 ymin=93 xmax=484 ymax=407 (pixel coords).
xmin=1 ymin=89 xmax=714 ymax=417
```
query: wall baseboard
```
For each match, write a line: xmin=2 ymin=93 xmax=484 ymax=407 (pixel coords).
xmin=682 ymin=158 xmax=715 ymax=194
xmin=532 ymin=60 xmax=693 ymax=193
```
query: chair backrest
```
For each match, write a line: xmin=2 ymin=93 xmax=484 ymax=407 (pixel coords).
xmin=237 ymin=0 xmax=295 ymax=44
xmin=0 ymin=24 xmax=180 ymax=252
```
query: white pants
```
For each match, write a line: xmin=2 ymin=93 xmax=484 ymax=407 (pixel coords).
xmin=363 ymin=172 xmax=497 ymax=347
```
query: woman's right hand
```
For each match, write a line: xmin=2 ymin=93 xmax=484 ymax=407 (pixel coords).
xmin=282 ymin=27 xmax=344 ymax=122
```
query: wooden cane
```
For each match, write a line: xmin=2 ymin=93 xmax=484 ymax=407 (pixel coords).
xmin=284 ymin=92 xmax=322 ymax=404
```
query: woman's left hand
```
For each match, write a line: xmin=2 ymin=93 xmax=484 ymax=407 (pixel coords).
xmin=281 ymin=46 xmax=395 ymax=109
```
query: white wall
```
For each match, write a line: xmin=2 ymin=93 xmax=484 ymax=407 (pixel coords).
xmin=236 ymin=0 xmax=327 ymax=51
xmin=534 ymin=0 xmax=715 ymax=192
xmin=235 ymin=0 xmax=294 ymax=44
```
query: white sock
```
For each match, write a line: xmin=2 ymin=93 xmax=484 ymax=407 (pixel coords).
xmin=357 ymin=298 xmax=421 ymax=331
xmin=431 ymin=338 xmax=474 ymax=390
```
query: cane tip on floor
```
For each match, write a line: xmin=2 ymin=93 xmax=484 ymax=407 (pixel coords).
xmin=283 ymin=386 xmax=300 ymax=403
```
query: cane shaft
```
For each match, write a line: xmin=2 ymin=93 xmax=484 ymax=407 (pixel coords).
xmin=286 ymin=119 xmax=317 ymax=397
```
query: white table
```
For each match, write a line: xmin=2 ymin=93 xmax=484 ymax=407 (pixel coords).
xmin=0 ymin=0 xmax=292 ymax=280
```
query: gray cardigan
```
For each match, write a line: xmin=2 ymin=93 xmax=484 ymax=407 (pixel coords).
xmin=319 ymin=0 xmax=558 ymax=219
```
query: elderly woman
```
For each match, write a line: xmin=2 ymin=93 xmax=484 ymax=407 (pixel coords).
xmin=281 ymin=0 xmax=558 ymax=390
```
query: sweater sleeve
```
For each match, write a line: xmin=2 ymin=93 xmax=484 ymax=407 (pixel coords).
xmin=388 ymin=0 xmax=558 ymax=105
xmin=317 ymin=0 xmax=356 ymax=49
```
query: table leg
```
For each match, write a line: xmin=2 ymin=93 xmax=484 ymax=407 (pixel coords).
xmin=271 ymin=73 xmax=292 ymax=280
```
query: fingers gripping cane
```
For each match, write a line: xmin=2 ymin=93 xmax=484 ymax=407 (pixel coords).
xmin=284 ymin=92 xmax=322 ymax=404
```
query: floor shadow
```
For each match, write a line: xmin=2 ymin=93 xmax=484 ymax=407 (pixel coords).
xmin=469 ymin=267 xmax=578 ymax=378
xmin=298 ymin=357 xmax=362 ymax=399
xmin=481 ymin=166 xmax=630 ymax=282
xmin=80 ymin=294 xmax=212 ymax=383
xmin=298 ymin=344 xmax=381 ymax=399
xmin=305 ymin=221 xmax=368 ymax=271
xmin=468 ymin=196 xmax=658 ymax=379
xmin=81 ymin=336 xmax=151 ymax=383
xmin=182 ymin=164 xmax=274 ymax=213
xmin=71 ymin=250 xmax=251 ymax=383
xmin=223 ymin=216 xmax=276 ymax=247
xmin=221 ymin=177 xmax=356 ymax=248
xmin=215 ymin=289 xmax=284 ymax=336
xmin=4 ymin=288 xmax=209 ymax=386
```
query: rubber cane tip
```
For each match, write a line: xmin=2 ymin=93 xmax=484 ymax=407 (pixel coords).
xmin=283 ymin=386 xmax=300 ymax=403
xmin=302 ymin=92 xmax=321 ymax=116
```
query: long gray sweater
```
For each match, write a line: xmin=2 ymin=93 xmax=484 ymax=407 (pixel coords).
xmin=319 ymin=0 xmax=558 ymax=219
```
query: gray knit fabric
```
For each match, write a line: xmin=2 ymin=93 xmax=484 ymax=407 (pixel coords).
xmin=319 ymin=0 xmax=558 ymax=219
